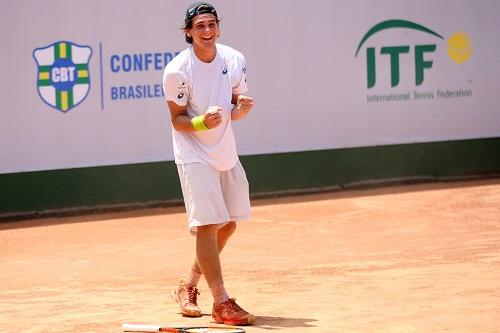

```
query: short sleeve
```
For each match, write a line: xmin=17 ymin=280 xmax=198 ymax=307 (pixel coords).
xmin=231 ymin=55 xmax=248 ymax=95
xmin=162 ymin=70 xmax=188 ymax=106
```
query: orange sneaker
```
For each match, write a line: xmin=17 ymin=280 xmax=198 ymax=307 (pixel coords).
xmin=212 ymin=298 xmax=255 ymax=326
xmin=171 ymin=280 xmax=202 ymax=317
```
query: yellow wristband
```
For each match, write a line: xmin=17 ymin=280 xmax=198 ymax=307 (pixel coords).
xmin=191 ymin=115 xmax=209 ymax=131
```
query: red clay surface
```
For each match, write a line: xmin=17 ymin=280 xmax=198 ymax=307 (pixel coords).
xmin=1 ymin=179 xmax=500 ymax=333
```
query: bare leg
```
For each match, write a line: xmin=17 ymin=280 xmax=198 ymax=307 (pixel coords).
xmin=190 ymin=222 xmax=236 ymax=275
xmin=196 ymin=224 xmax=222 ymax=287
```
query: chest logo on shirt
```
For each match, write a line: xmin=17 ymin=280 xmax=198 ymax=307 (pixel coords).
xmin=222 ymin=67 xmax=228 ymax=75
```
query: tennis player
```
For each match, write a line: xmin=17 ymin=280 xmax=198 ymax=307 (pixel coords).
xmin=162 ymin=2 xmax=255 ymax=326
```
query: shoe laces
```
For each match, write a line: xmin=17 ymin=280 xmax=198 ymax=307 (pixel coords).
xmin=224 ymin=298 xmax=244 ymax=314
xmin=185 ymin=286 xmax=200 ymax=304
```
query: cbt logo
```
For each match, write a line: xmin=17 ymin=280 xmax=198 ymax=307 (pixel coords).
xmin=33 ymin=41 xmax=92 ymax=113
xmin=355 ymin=19 xmax=472 ymax=88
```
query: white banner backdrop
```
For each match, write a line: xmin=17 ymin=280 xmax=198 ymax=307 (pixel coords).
xmin=1 ymin=0 xmax=499 ymax=173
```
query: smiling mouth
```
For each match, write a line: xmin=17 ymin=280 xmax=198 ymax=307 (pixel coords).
xmin=201 ymin=36 xmax=214 ymax=41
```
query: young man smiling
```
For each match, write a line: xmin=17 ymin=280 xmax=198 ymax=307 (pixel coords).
xmin=162 ymin=2 xmax=255 ymax=326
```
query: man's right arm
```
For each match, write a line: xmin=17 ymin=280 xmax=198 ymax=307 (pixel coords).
xmin=167 ymin=101 xmax=197 ymax=132
xmin=167 ymin=101 xmax=222 ymax=132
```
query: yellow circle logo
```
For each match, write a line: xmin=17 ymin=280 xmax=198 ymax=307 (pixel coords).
xmin=447 ymin=32 xmax=472 ymax=64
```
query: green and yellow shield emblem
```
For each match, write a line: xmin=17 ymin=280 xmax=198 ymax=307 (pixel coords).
xmin=33 ymin=41 xmax=92 ymax=113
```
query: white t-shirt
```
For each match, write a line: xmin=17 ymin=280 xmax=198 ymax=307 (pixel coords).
xmin=162 ymin=44 xmax=248 ymax=171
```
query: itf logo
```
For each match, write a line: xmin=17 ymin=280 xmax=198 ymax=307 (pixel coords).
xmin=33 ymin=41 xmax=92 ymax=113
xmin=355 ymin=20 xmax=472 ymax=89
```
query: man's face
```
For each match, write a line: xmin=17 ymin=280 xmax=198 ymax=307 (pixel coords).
xmin=188 ymin=13 xmax=219 ymax=48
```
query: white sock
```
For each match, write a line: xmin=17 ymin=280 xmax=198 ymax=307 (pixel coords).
xmin=210 ymin=284 xmax=229 ymax=306
xmin=186 ymin=269 xmax=202 ymax=288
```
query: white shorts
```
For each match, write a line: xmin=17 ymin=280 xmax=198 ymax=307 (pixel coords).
xmin=177 ymin=160 xmax=251 ymax=235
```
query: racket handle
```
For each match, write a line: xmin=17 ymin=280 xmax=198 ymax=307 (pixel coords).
xmin=122 ymin=323 xmax=179 ymax=333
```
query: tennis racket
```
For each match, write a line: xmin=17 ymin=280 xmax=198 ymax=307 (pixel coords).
xmin=122 ymin=323 xmax=245 ymax=333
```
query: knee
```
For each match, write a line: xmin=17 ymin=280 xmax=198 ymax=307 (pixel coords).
xmin=197 ymin=224 xmax=220 ymax=237
xmin=220 ymin=221 xmax=236 ymax=236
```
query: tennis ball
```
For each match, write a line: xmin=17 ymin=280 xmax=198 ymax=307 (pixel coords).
xmin=447 ymin=32 xmax=472 ymax=64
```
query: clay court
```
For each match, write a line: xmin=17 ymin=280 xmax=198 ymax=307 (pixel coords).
xmin=1 ymin=178 xmax=500 ymax=333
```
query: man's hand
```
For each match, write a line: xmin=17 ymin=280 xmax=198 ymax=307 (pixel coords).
xmin=237 ymin=95 xmax=254 ymax=112
xmin=232 ymin=95 xmax=254 ymax=120
xmin=204 ymin=106 xmax=223 ymax=129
